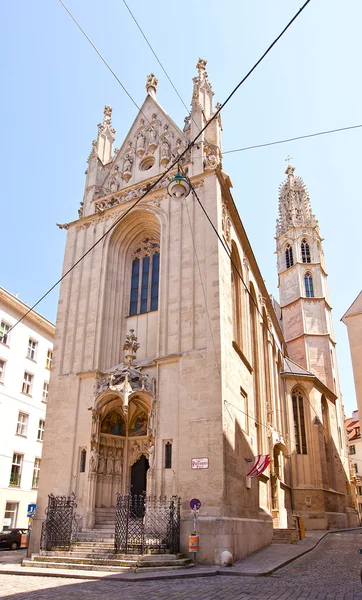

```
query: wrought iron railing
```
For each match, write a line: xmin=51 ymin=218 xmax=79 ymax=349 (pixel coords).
xmin=114 ymin=494 xmax=180 ymax=555
xmin=40 ymin=493 xmax=78 ymax=551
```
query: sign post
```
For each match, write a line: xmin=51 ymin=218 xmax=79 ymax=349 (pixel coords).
xmin=26 ymin=504 xmax=36 ymax=558
xmin=189 ymin=498 xmax=201 ymax=565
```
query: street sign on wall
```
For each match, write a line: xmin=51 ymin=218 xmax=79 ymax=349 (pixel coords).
xmin=191 ymin=458 xmax=209 ymax=469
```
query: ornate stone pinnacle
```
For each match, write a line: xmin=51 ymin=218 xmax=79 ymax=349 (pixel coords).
xmin=103 ymin=105 xmax=112 ymax=126
xmin=146 ymin=73 xmax=158 ymax=95
xmin=123 ymin=329 xmax=140 ymax=366
xmin=196 ymin=58 xmax=207 ymax=77
xmin=285 ymin=164 xmax=295 ymax=177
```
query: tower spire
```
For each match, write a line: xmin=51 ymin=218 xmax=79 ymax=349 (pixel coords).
xmin=276 ymin=164 xmax=317 ymax=237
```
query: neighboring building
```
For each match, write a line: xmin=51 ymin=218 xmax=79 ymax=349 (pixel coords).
xmin=30 ymin=61 xmax=356 ymax=564
xmin=346 ymin=410 xmax=362 ymax=520
xmin=342 ymin=291 xmax=362 ymax=416
xmin=0 ymin=287 xmax=54 ymax=530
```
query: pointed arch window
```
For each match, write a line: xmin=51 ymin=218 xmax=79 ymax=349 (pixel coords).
xmin=231 ymin=243 xmax=243 ymax=348
xmin=301 ymin=239 xmax=311 ymax=263
xmin=304 ymin=273 xmax=314 ymax=298
xmin=292 ymin=391 xmax=307 ymax=454
xmin=129 ymin=238 xmax=160 ymax=316
xmin=285 ymin=244 xmax=293 ymax=269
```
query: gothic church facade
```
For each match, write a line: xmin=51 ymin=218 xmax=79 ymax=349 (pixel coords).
xmin=31 ymin=61 xmax=356 ymax=564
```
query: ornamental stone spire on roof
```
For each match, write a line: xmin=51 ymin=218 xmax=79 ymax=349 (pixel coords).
xmin=276 ymin=164 xmax=318 ymax=236
xmin=146 ymin=73 xmax=158 ymax=98
xmin=94 ymin=105 xmax=116 ymax=165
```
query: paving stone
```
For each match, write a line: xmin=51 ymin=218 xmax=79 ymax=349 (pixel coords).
xmin=0 ymin=532 xmax=361 ymax=599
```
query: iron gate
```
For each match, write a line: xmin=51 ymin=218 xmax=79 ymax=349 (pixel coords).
xmin=40 ymin=493 xmax=78 ymax=551
xmin=114 ymin=494 xmax=180 ymax=554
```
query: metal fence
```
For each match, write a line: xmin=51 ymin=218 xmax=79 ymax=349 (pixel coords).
xmin=114 ymin=494 xmax=180 ymax=555
xmin=40 ymin=493 xmax=78 ymax=551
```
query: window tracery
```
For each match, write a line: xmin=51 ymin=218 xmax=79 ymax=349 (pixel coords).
xmin=304 ymin=272 xmax=314 ymax=298
xmin=129 ymin=238 xmax=160 ymax=316
xmin=285 ymin=244 xmax=293 ymax=269
xmin=292 ymin=390 xmax=307 ymax=454
xmin=301 ymin=239 xmax=311 ymax=263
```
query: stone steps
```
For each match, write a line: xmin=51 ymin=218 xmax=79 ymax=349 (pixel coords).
xmin=23 ymin=553 xmax=193 ymax=572
xmin=272 ymin=528 xmax=300 ymax=544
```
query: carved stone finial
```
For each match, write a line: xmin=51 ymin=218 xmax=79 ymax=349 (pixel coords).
xmin=123 ymin=329 xmax=140 ymax=366
xmin=146 ymin=73 xmax=158 ymax=96
xmin=285 ymin=164 xmax=295 ymax=177
xmin=103 ymin=105 xmax=112 ymax=126
xmin=196 ymin=58 xmax=207 ymax=77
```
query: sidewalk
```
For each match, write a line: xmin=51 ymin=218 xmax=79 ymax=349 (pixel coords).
xmin=0 ymin=528 xmax=360 ymax=582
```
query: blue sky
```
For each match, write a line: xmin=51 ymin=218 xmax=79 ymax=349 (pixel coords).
xmin=1 ymin=0 xmax=361 ymax=416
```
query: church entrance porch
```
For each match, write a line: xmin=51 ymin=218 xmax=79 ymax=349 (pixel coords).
xmin=84 ymin=335 xmax=157 ymax=529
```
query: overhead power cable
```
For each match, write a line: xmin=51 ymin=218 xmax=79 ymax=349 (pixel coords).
xmin=7 ymin=0 xmax=312 ymax=336
xmin=58 ymin=0 xmax=151 ymax=125
xmin=222 ymin=123 xmax=362 ymax=155
xmin=188 ymin=177 xmax=348 ymax=450
xmin=121 ymin=0 xmax=198 ymax=129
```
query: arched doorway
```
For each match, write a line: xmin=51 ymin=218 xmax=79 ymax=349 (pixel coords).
xmin=131 ymin=454 xmax=149 ymax=496
xmin=92 ymin=392 xmax=154 ymax=508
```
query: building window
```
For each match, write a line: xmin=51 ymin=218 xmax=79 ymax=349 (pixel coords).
xmin=42 ymin=381 xmax=49 ymax=403
xmin=10 ymin=453 xmax=23 ymax=487
xmin=16 ymin=412 xmax=28 ymax=436
xmin=3 ymin=502 xmax=18 ymax=528
xmin=357 ymin=486 xmax=362 ymax=496
xmin=22 ymin=372 xmax=33 ymax=395
xmin=301 ymin=239 xmax=311 ymax=263
xmin=231 ymin=242 xmax=243 ymax=348
xmin=0 ymin=359 xmax=5 ymax=383
xmin=359 ymin=503 xmax=362 ymax=514
xmin=46 ymin=349 xmax=53 ymax=370
xmin=129 ymin=239 xmax=160 ymax=316
xmin=0 ymin=321 xmax=10 ymax=345
xmin=165 ymin=442 xmax=172 ymax=469
xmin=80 ymin=449 xmax=87 ymax=473
xmin=354 ymin=463 xmax=358 ymax=474
xmin=27 ymin=338 xmax=38 ymax=361
xmin=304 ymin=273 xmax=314 ymax=298
xmin=292 ymin=390 xmax=307 ymax=454
xmin=350 ymin=445 xmax=356 ymax=455
xmin=37 ymin=419 xmax=45 ymax=441
xmin=240 ymin=386 xmax=249 ymax=433
xmin=285 ymin=245 xmax=293 ymax=269
xmin=32 ymin=458 xmax=41 ymax=489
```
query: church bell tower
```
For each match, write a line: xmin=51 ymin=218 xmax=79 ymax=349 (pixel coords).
xmin=276 ymin=164 xmax=338 ymax=393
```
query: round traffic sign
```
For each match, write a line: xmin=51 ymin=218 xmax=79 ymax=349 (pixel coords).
xmin=190 ymin=498 xmax=201 ymax=510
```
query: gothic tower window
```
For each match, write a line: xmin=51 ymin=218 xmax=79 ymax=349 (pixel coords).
xmin=129 ymin=238 xmax=160 ymax=316
xmin=285 ymin=244 xmax=293 ymax=269
xmin=164 ymin=441 xmax=172 ymax=469
xmin=304 ymin=273 xmax=314 ymax=298
xmin=231 ymin=242 xmax=243 ymax=348
xmin=292 ymin=390 xmax=307 ymax=454
xmin=301 ymin=239 xmax=311 ymax=263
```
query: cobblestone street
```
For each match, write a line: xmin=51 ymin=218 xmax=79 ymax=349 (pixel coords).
xmin=0 ymin=532 xmax=362 ymax=599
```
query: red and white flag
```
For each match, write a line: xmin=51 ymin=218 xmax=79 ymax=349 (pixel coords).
xmin=246 ymin=455 xmax=271 ymax=478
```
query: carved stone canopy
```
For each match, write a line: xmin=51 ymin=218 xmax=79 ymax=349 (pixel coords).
xmin=97 ymin=364 xmax=153 ymax=397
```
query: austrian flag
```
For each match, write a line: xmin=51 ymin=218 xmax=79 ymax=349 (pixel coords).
xmin=246 ymin=455 xmax=271 ymax=478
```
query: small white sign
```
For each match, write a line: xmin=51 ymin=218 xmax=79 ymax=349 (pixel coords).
xmin=3 ymin=518 xmax=11 ymax=527
xmin=191 ymin=457 xmax=209 ymax=469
